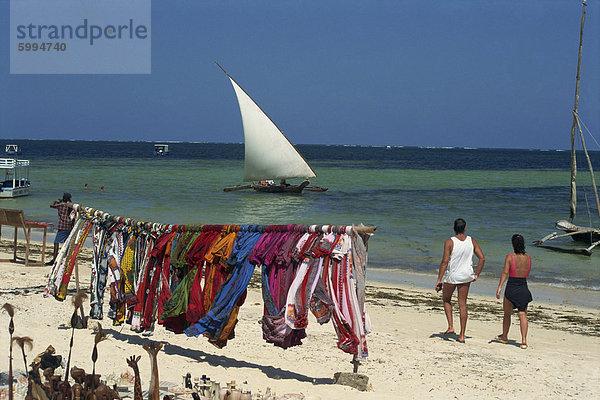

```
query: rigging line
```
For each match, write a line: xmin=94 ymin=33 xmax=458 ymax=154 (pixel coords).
xmin=577 ymin=116 xmax=600 ymax=149
xmin=575 ymin=130 xmax=595 ymax=228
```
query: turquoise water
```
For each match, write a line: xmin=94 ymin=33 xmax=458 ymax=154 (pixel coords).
xmin=2 ymin=140 xmax=599 ymax=291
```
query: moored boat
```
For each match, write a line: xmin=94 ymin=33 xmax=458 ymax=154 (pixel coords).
xmin=5 ymin=144 xmax=20 ymax=155
xmin=535 ymin=0 xmax=599 ymax=255
xmin=154 ymin=144 xmax=169 ymax=156
xmin=0 ymin=158 xmax=31 ymax=198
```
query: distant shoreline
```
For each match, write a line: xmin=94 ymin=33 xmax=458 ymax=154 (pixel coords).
xmin=3 ymin=138 xmax=594 ymax=152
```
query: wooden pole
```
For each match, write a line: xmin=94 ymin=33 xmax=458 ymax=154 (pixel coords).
xmin=569 ymin=0 xmax=587 ymax=220
xmin=586 ymin=239 xmax=600 ymax=253
xmin=534 ymin=227 xmax=599 ymax=245
xmin=74 ymin=260 xmax=85 ymax=323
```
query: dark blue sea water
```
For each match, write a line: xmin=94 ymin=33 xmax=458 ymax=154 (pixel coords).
xmin=2 ymin=140 xmax=599 ymax=292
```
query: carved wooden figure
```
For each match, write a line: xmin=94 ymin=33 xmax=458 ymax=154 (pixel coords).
xmin=89 ymin=384 xmax=120 ymax=400
xmin=143 ymin=342 xmax=163 ymax=400
xmin=126 ymin=356 xmax=143 ymax=400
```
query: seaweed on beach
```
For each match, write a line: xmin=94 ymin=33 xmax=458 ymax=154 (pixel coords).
xmin=364 ymin=285 xmax=600 ymax=337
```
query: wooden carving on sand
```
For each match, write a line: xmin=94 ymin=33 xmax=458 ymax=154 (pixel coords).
xmin=143 ymin=342 xmax=163 ymax=400
xmin=126 ymin=356 xmax=143 ymax=400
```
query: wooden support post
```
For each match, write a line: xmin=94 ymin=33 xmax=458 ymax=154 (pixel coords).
xmin=41 ymin=226 xmax=47 ymax=265
xmin=351 ymin=355 xmax=360 ymax=373
xmin=12 ymin=226 xmax=17 ymax=262
xmin=74 ymin=260 xmax=85 ymax=323
xmin=24 ymin=225 xmax=30 ymax=266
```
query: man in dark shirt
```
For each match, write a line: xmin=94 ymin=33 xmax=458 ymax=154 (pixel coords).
xmin=46 ymin=192 xmax=74 ymax=265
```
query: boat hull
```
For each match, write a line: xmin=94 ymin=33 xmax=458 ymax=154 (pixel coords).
xmin=555 ymin=220 xmax=600 ymax=245
xmin=252 ymin=184 xmax=306 ymax=193
xmin=304 ymin=186 xmax=328 ymax=192
xmin=0 ymin=186 xmax=30 ymax=198
xmin=567 ymin=230 xmax=600 ymax=245
xmin=224 ymin=183 xmax=327 ymax=193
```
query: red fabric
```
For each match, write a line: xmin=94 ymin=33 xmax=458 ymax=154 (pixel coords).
xmin=156 ymin=234 xmax=176 ymax=324
xmin=186 ymin=265 xmax=206 ymax=323
xmin=56 ymin=220 xmax=93 ymax=299
xmin=140 ymin=232 xmax=174 ymax=330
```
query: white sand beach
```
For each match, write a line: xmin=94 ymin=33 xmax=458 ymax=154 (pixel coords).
xmin=0 ymin=242 xmax=599 ymax=399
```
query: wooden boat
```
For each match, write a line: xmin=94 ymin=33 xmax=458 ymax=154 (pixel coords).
xmin=535 ymin=0 xmax=600 ymax=255
xmin=217 ymin=63 xmax=327 ymax=194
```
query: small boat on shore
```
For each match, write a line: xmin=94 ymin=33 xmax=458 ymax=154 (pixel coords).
xmin=0 ymin=158 xmax=31 ymax=198
xmin=217 ymin=62 xmax=327 ymax=194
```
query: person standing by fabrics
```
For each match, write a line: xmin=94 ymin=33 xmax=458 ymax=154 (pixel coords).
xmin=435 ymin=218 xmax=485 ymax=343
xmin=46 ymin=193 xmax=74 ymax=265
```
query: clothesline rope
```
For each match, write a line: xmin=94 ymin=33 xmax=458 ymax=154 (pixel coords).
xmin=72 ymin=203 xmax=377 ymax=235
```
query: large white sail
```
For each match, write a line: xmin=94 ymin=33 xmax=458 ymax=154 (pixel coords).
xmin=226 ymin=75 xmax=317 ymax=182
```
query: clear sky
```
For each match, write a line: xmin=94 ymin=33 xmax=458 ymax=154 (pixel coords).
xmin=1 ymin=0 xmax=599 ymax=150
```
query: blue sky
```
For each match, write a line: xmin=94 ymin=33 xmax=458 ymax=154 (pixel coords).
xmin=1 ymin=0 xmax=599 ymax=150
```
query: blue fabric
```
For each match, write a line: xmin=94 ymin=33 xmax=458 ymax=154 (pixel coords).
xmin=262 ymin=265 xmax=278 ymax=316
xmin=184 ymin=227 xmax=263 ymax=338
xmin=54 ymin=229 xmax=71 ymax=243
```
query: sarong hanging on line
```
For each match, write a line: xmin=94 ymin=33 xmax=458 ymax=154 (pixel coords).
xmin=184 ymin=228 xmax=262 ymax=344
xmin=44 ymin=217 xmax=92 ymax=301
xmin=46 ymin=206 xmax=374 ymax=359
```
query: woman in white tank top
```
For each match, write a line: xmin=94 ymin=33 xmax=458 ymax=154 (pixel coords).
xmin=435 ymin=219 xmax=485 ymax=343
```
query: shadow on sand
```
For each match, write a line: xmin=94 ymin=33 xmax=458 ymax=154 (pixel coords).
xmin=107 ymin=328 xmax=334 ymax=385
xmin=429 ymin=331 xmax=470 ymax=343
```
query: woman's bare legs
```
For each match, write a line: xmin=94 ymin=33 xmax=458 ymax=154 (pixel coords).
xmin=518 ymin=309 xmax=528 ymax=346
xmin=498 ymin=296 xmax=512 ymax=341
xmin=456 ymin=283 xmax=471 ymax=341
xmin=442 ymin=283 xmax=456 ymax=333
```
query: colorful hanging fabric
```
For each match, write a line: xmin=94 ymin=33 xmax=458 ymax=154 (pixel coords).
xmin=111 ymin=231 xmax=137 ymax=325
xmin=45 ymin=216 xmax=85 ymax=298
xmin=184 ymin=228 xmax=262 ymax=343
xmin=130 ymin=232 xmax=158 ymax=331
xmin=47 ymin=205 xmax=374 ymax=359
xmin=185 ymin=228 xmax=222 ymax=322
xmin=156 ymin=230 xmax=179 ymax=325
xmin=131 ymin=232 xmax=174 ymax=333
xmin=89 ymin=222 xmax=115 ymax=319
xmin=159 ymin=266 xmax=198 ymax=333
xmin=106 ymin=231 xmax=127 ymax=324
xmin=322 ymin=232 xmax=370 ymax=359
xmin=53 ymin=219 xmax=93 ymax=300
xmin=284 ymin=232 xmax=323 ymax=329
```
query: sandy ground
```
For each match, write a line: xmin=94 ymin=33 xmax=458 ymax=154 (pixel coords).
xmin=0 ymin=241 xmax=599 ymax=399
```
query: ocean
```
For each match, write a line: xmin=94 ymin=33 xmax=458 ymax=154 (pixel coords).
xmin=2 ymin=139 xmax=599 ymax=296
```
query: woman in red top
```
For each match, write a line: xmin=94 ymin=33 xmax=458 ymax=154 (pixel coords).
xmin=495 ymin=234 xmax=533 ymax=349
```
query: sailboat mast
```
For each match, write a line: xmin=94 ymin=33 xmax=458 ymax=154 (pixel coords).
xmin=568 ymin=0 xmax=587 ymax=220
xmin=568 ymin=0 xmax=600 ymax=220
